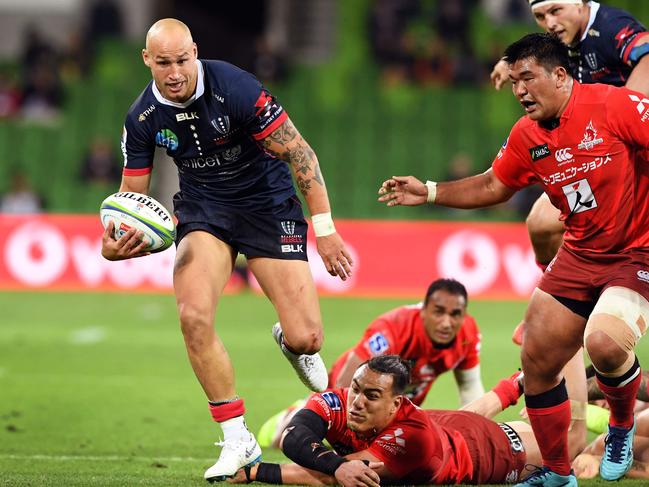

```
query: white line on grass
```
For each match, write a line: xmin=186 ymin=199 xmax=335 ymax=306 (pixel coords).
xmin=0 ymin=454 xmax=209 ymax=463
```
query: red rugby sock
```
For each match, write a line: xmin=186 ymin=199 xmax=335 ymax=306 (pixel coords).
xmin=525 ymin=380 xmax=571 ymax=476
xmin=596 ymin=359 xmax=641 ymax=429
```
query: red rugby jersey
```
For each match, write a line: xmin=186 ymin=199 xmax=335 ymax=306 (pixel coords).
xmin=329 ymin=304 xmax=481 ymax=405
xmin=492 ymin=82 xmax=649 ymax=253
xmin=304 ymin=388 xmax=474 ymax=484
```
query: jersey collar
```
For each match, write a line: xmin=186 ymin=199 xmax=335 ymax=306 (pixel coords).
xmin=151 ymin=59 xmax=205 ymax=108
xmin=580 ymin=1 xmax=600 ymax=42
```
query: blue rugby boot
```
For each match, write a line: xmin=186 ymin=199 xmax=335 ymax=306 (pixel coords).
xmin=600 ymin=420 xmax=636 ymax=480
xmin=514 ymin=466 xmax=577 ymax=487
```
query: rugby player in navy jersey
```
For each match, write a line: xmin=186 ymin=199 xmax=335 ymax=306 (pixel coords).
xmin=100 ymin=18 xmax=353 ymax=482
xmin=491 ymin=0 xmax=649 ymax=271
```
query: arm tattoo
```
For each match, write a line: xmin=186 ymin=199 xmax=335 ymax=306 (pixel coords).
xmin=263 ymin=119 xmax=324 ymax=196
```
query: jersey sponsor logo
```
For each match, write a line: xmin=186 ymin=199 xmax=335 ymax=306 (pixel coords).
xmin=628 ymin=94 xmax=649 ymax=122
xmin=380 ymin=427 xmax=406 ymax=447
xmin=562 ymin=178 xmax=597 ymax=215
xmin=179 ymin=155 xmax=222 ymax=169
xmin=498 ymin=422 xmax=524 ymax=453
xmin=138 ymin=105 xmax=156 ymax=122
xmin=320 ymin=391 xmax=342 ymax=411
xmin=588 ymin=28 xmax=600 ymax=38
xmin=554 ymin=148 xmax=573 ymax=163
xmin=368 ymin=332 xmax=389 ymax=355
xmin=176 ymin=112 xmax=199 ymax=122
xmin=577 ymin=121 xmax=603 ymax=150
xmin=155 ymin=129 xmax=179 ymax=151
xmin=211 ymin=116 xmax=231 ymax=135
xmin=637 ymin=270 xmax=649 ymax=283
xmin=529 ymin=143 xmax=551 ymax=162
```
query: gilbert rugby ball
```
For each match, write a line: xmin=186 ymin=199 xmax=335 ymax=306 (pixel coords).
xmin=100 ymin=192 xmax=176 ymax=252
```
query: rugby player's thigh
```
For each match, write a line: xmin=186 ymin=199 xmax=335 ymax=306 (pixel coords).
xmin=174 ymin=230 xmax=237 ymax=301
xmin=248 ymin=258 xmax=321 ymax=328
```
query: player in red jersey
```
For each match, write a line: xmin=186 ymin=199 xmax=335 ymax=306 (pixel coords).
xmin=378 ymin=33 xmax=649 ymax=485
xmin=228 ymin=355 xmax=586 ymax=486
xmin=257 ymin=278 xmax=485 ymax=448
xmin=491 ymin=0 xmax=649 ymax=271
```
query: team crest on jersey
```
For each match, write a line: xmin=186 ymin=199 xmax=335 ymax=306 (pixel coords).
xmin=585 ymin=52 xmax=598 ymax=70
xmin=211 ymin=116 xmax=230 ymax=135
xmin=577 ymin=121 xmax=603 ymax=150
xmin=221 ymin=145 xmax=242 ymax=162
xmin=562 ymin=178 xmax=597 ymax=214
xmin=155 ymin=129 xmax=179 ymax=151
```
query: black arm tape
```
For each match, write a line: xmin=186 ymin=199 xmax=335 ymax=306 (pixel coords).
xmin=282 ymin=409 xmax=347 ymax=475
xmin=255 ymin=462 xmax=283 ymax=484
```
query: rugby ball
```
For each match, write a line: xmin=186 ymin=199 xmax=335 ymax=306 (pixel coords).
xmin=99 ymin=192 xmax=176 ymax=252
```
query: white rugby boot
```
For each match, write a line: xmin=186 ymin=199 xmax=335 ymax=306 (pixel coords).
xmin=204 ymin=431 xmax=262 ymax=482
xmin=272 ymin=323 xmax=328 ymax=392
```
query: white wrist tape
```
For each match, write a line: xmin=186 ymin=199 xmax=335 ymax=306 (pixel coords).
xmin=312 ymin=212 xmax=336 ymax=237
xmin=425 ymin=180 xmax=437 ymax=204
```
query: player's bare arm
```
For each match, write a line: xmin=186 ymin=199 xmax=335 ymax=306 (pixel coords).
xmin=262 ymin=116 xmax=353 ymax=281
xmin=101 ymin=173 xmax=152 ymax=261
xmin=626 ymin=38 xmax=649 ymax=97
xmin=334 ymin=351 xmax=364 ymax=388
xmin=378 ymin=169 xmax=515 ymax=209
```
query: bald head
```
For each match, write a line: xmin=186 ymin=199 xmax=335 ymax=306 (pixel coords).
xmin=142 ymin=18 xmax=199 ymax=103
xmin=145 ymin=18 xmax=193 ymax=51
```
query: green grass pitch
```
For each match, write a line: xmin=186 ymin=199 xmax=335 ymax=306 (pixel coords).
xmin=0 ymin=290 xmax=646 ymax=486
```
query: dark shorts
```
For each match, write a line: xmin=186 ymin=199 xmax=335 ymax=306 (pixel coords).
xmin=173 ymin=194 xmax=308 ymax=261
xmin=432 ymin=411 xmax=527 ymax=484
xmin=539 ymin=246 xmax=649 ymax=318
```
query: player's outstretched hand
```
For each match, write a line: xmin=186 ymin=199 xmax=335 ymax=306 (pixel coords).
xmin=317 ymin=232 xmax=353 ymax=281
xmin=101 ymin=220 xmax=151 ymax=261
xmin=334 ymin=460 xmax=383 ymax=487
xmin=572 ymin=453 xmax=600 ymax=479
xmin=378 ymin=176 xmax=427 ymax=207
xmin=490 ymin=58 xmax=509 ymax=90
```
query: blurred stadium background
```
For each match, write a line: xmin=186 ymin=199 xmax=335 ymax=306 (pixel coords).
xmin=1 ymin=0 xmax=649 ymax=485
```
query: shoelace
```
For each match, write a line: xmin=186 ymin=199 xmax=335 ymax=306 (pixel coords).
xmin=605 ymin=429 xmax=630 ymax=463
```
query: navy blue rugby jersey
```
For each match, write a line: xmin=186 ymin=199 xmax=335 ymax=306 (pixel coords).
xmin=569 ymin=2 xmax=649 ymax=85
xmin=121 ymin=59 xmax=294 ymax=209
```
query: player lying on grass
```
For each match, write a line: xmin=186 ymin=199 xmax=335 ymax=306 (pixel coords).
xmin=228 ymin=354 xmax=587 ymax=486
xmin=573 ymin=405 xmax=649 ymax=480
xmin=258 ymin=278 xmax=485 ymax=448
